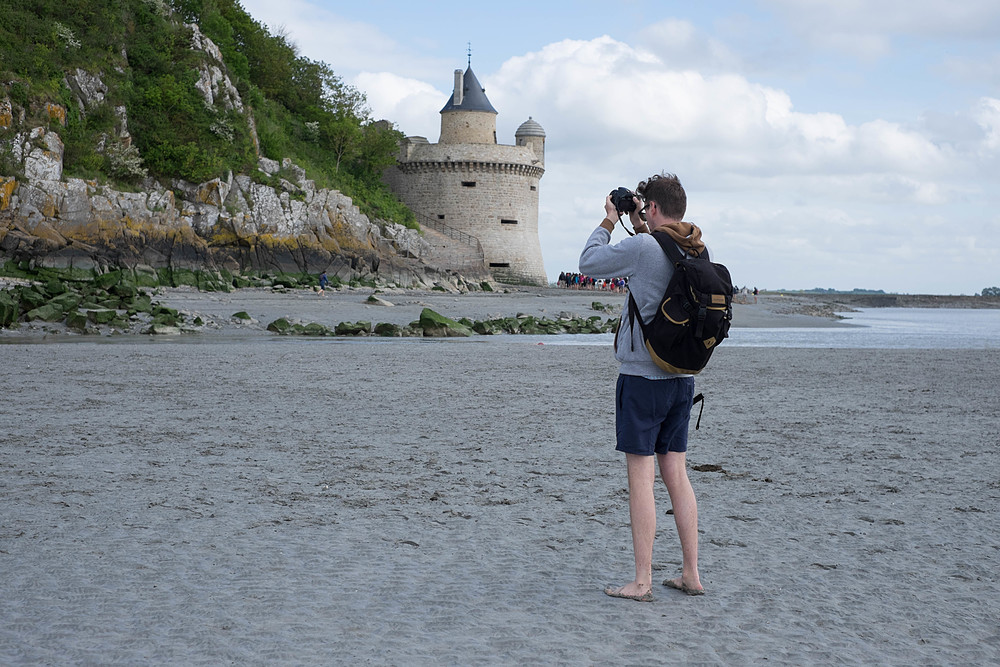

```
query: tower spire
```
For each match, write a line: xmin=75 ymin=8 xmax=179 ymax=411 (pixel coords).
xmin=467 ymin=42 xmax=472 ymax=67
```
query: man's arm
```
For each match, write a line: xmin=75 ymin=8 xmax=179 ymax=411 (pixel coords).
xmin=580 ymin=196 xmax=643 ymax=278
xmin=580 ymin=226 xmax=643 ymax=279
xmin=626 ymin=194 xmax=649 ymax=234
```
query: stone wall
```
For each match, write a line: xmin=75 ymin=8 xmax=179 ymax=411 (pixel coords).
xmin=439 ymin=110 xmax=496 ymax=145
xmin=516 ymin=134 xmax=545 ymax=168
xmin=385 ymin=141 xmax=547 ymax=285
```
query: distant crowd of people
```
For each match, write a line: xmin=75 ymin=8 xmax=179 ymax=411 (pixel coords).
xmin=733 ymin=285 xmax=758 ymax=304
xmin=558 ymin=272 xmax=628 ymax=292
xmin=558 ymin=270 xmax=757 ymax=302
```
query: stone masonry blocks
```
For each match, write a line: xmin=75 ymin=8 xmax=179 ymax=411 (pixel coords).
xmin=440 ymin=111 xmax=497 ymax=145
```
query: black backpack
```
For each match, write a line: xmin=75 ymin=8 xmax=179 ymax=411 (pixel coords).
xmin=627 ymin=232 xmax=733 ymax=375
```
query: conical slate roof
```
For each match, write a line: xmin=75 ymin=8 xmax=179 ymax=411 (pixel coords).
xmin=440 ymin=66 xmax=497 ymax=114
xmin=515 ymin=116 xmax=545 ymax=137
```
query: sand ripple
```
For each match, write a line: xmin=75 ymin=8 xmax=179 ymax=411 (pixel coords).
xmin=1 ymin=342 xmax=998 ymax=664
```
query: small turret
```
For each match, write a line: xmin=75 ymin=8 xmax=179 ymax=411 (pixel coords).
xmin=515 ymin=117 xmax=545 ymax=167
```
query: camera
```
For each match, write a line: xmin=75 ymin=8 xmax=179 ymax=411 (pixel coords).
xmin=609 ymin=187 xmax=639 ymax=215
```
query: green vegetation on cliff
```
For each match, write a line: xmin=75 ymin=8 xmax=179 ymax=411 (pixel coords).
xmin=0 ymin=0 xmax=414 ymax=227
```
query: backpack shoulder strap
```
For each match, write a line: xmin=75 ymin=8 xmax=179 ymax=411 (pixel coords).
xmin=626 ymin=291 xmax=645 ymax=352
xmin=649 ymin=230 xmax=710 ymax=263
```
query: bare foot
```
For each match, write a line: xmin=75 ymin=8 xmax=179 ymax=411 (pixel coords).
xmin=663 ymin=576 xmax=705 ymax=596
xmin=604 ymin=581 xmax=653 ymax=602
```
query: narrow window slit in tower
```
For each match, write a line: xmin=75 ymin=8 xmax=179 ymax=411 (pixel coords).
xmin=462 ymin=181 xmax=476 ymax=187
xmin=489 ymin=262 xmax=510 ymax=268
xmin=501 ymin=219 xmax=518 ymax=225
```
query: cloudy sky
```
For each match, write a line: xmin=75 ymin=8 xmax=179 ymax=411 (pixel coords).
xmin=239 ymin=0 xmax=1000 ymax=294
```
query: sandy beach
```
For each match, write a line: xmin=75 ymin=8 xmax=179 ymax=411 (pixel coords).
xmin=2 ymin=288 xmax=999 ymax=664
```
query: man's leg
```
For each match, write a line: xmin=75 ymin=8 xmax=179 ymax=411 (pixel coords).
xmin=608 ymin=452 xmax=657 ymax=598
xmin=658 ymin=451 xmax=704 ymax=592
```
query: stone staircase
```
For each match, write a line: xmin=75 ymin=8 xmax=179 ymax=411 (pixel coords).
xmin=413 ymin=215 xmax=488 ymax=277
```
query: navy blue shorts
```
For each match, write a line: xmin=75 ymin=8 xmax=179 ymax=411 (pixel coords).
xmin=615 ymin=374 xmax=695 ymax=456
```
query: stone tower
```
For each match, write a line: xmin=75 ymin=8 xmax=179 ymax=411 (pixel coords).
xmin=383 ymin=65 xmax=547 ymax=286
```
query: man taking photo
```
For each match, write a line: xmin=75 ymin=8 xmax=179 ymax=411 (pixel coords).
xmin=579 ymin=172 xmax=707 ymax=602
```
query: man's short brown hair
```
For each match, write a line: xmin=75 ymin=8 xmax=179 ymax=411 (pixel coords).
xmin=636 ymin=173 xmax=686 ymax=221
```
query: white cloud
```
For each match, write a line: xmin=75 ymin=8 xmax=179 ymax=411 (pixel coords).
xmin=762 ymin=0 xmax=1000 ymax=58
xmin=764 ymin=0 xmax=1000 ymax=36
xmin=938 ymin=52 xmax=1000 ymax=90
xmin=974 ymin=97 xmax=1000 ymax=152
xmin=462 ymin=35 xmax=996 ymax=290
xmin=487 ymin=36 xmax=951 ymax=181
xmin=238 ymin=0 xmax=447 ymax=79
xmin=637 ymin=19 xmax=741 ymax=72
xmin=852 ymin=120 xmax=949 ymax=173
xmin=352 ymin=72 xmax=443 ymax=138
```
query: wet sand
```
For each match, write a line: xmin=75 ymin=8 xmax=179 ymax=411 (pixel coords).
xmin=1 ymin=290 xmax=999 ymax=664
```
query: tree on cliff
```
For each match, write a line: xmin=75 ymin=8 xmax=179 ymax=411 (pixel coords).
xmin=169 ymin=0 xmax=405 ymax=221
xmin=0 ymin=0 xmax=412 ymax=227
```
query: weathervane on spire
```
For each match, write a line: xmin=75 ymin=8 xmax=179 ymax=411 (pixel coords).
xmin=467 ymin=42 xmax=472 ymax=67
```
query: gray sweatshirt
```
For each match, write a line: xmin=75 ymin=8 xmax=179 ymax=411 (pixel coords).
xmin=579 ymin=225 xmax=692 ymax=378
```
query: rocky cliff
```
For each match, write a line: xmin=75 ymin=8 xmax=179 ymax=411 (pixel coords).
xmin=0 ymin=23 xmax=487 ymax=291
